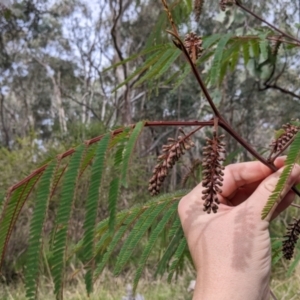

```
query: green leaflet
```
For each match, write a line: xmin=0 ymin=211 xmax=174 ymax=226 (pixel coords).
xmin=274 ymin=128 xmax=286 ymax=139
xmin=79 ymin=143 xmax=97 ymax=176
xmin=271 ymin=239 xmax=283 ymax=266
xmin=50 ymin=144 xmax=86 ymax=300
xmin=71 ymin=191 xmax=186 ymax=280
xmin=93 ymin=190 xmax=186 ymax=241
xmin=170 ymin=64 xmax=191 ymax=93
xmin=242 ymin=41 xmax=250 ymax=66
xmin=155 ymin=226 xmax=184 ymax=278
xmin=82 ymin=133 xmax=110 ymax=295
xmin=25 ymin=160 xmax=57 ymax=300
xmin=50 ymin=164 xmax=67 ymax=197
xmin=145 ymin=12 xmax=166 ymax=47
xmin=112 ymin=50 xmax=165 ymax=92
xmin=154 ymin=48 xmax=182 ymax=80
xmin=230 ymin=43 xmax=240 ymax=72
xmin=93 ymin=209 xmax=142 ymax=280
xmin=133 ymin=201 xmax=178 ymax=292
xmin=0 ymin=172 xmax=42 ymax=268
xmin=163 ymin=70 xmax=181 ymax=85
xmin=107 ymin=138 xmax=128 ymax=232
xmin=134 ymin=48 xmax=181 ymax=87
xmin=210 ymin=33 xmax=233 ymax=86
xmin=109 ymin=128 xmax=130 ymax=149
xmin=259 ymin=40 xmax=269 ymax=61
xmin=114 ymin=201 xmax=170 ymax=276
xmin=202 ymin=33 xmax=222 ymax=50
xmin=216 ymin=40 xmax=241 ymax=84
xmin=167 ymin=237 xmax=187 ymax=282
xmin=121 ymin=121 xmax=145 ymax=188
xmin=113 ymin=134 xmax=128 ymax=168
xmin=218 ymin=60 xmax=229 ymax=86
xmin=168 ymin=214 xmax=181 ymax=238
xmin=262 ymin=132 xmax=300 ymax=219
xmin=108 ymin=178 xmax=120 ymax=232
xmin=0 ymin=191 xmax=4 ymax=215
xmin=250 ymin=39 xmax=260 ymax=58
xmin=102 ymin=44 xmax=168 ymax=73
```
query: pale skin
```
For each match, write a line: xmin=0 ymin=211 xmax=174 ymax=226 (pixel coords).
xmin=178 ymin=157 xmax=300 ymax=300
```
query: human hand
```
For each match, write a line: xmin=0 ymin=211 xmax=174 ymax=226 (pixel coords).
xmin=178 ymin=157 xmax=300 ymax=300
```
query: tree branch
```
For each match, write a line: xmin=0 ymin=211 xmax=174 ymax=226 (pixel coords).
xmin=236 ymin=1 xmax=300 ymax=44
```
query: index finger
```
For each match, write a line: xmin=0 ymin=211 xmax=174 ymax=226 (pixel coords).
xmin=184 ymin=157 xmax=285 ymax=205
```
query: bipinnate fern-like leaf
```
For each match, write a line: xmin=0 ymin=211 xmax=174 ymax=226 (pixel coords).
xmin=0 ymin=172 xmax=42 ymax=267
xmin=262 ymin=131 xmax=300 ymax=219
xmin=69 ymin=191 xmax=186 ymax=288
xmin=93 ymin=209 xmax=142 ymax=280
xmin=102 ymin=44 xmax=168 ymax=73
xmin=155 ymin=223 xmax=185 ymax=278
xmin=209 ymin=33 xmax=233 ymax=86
xmin=121 ymin=121 xmax=145 ymax=188
xmin=134 ymin=48 xmax=181 ymax=87
xmin=25 ymin=160 xmax=57 ymax=300
xmin=167 ymin=237 xmax=188 ymax=282
xmin=113 ymin=202 xmax=168 ymax=276
xmin=112 ymin=49 xmax=165 ymax=92
xmin=50 ymin=145 xmax=86 ymax=300
xmin=82 ymin=133 xmax=110 ymax=295
xmin=79 ymin=143 xmax=97 ymax=176
xmin=108 ymin=135 xmax=128 ymax=232
xmin=133 ymin=201 xmax=178 ymax=291
xmin=108 ymin=178 xmax=120 ymax=232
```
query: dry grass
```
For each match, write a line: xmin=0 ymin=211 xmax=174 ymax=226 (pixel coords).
xmin=0 ymin=270 xmax=193 ymax=300
xmin=1 ymin=263 xmax=300 ymax=299
xmin=271 ymin=263 xmax=300 ymax=300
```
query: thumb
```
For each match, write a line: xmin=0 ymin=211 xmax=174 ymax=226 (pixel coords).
xmin=246 ymin=164 xmax=300 ymax=221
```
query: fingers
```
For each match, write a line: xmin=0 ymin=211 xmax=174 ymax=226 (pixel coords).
xmin=186 ymin=160 xmax=280 ymax=203
xmin=220 ymin=157 xmax=285 ymax=200
xmin=246 ymin=164 xmax=300 ymax=221
xmin=178 ymin=157 xmax=289 ymax=219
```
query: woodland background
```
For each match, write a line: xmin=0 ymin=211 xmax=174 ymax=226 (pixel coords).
xmin=1 ymin=0 xmax=300 ymax=299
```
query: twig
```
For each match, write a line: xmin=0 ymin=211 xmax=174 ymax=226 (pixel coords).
xmin=236 ymin=1 xmax=300 ymax=44
xmin=7 ymin=120 xmax=214 ymax=193
xmin=270 ymin=289 xmax=278 ymax=300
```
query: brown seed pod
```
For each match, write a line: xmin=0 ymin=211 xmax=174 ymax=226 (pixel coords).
xmin=269 ymin=122 xmax=300 ymax=160
xmin=282 ymin=217 xmax=300 ymax=260
xmin=219 ymin=0 xmax=236 ymax=11
xmin=148 ymin=129 xmax=195 ymax=196
xmin=270 ymin=38 xmax=282 ymax=57
xmin=184 ymin=32 xmax=203 ymax=64
xmin=194 ymin=0 xmax=204 ymax=22
xmin=201 ymin=132 xmax=226 ymax=213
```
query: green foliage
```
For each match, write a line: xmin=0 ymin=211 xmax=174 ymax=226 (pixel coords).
xmin=0 ymin=122 xmax=163 ymax=297
xmin=121 ymin=121 xmax=145 ymax=187
xmin=262 ymin=132 xmax=300 ymax=219
xmin=113 ymin=201 xmax=170 ymax=276
xmin=209 ymin=33 xmax=233 ymax=86
xmin=82 ymin=134 xmax=110 ymax=294
xmin=0 ymin=174 xmax=41 ymax=265
xmin=25 ymin=161 xmax=57 ymax=300
xmin=133 ymin=201 xmax=178 ymax=291
xmin=167 ymin=237 xmax=188 ymax=282
xmin=50 ymin=145 xmax=86 ymax=299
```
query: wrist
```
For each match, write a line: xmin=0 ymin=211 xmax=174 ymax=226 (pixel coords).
xmin=193 ymin=267 xmax=270 ymax=300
